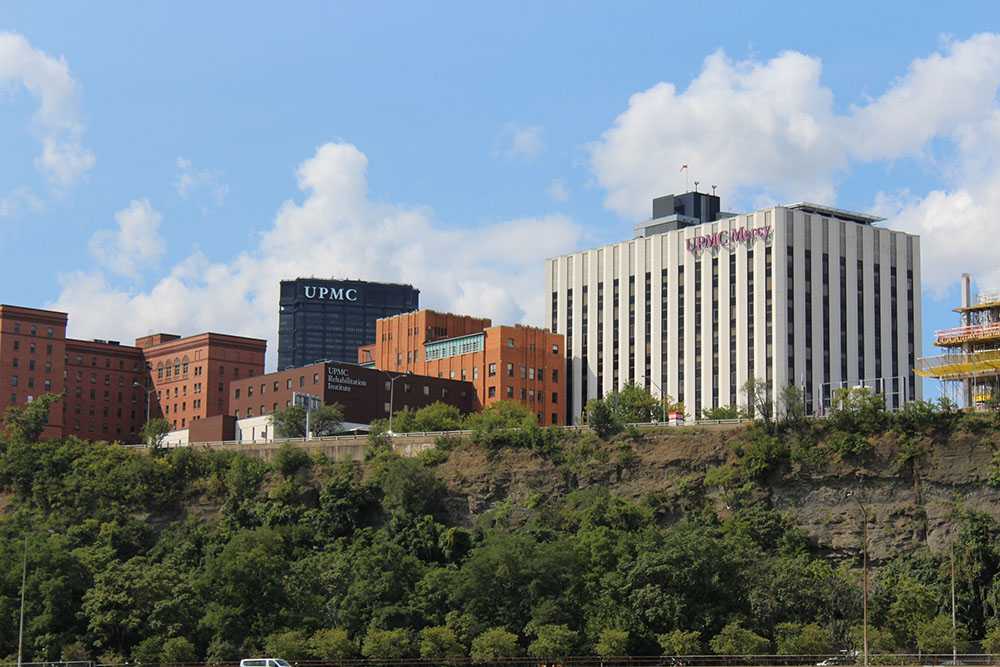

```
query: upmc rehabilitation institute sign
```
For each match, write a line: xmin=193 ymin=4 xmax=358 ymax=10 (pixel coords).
xmin=686 ymin=225 xmax=772 ymax=255
xmin=327 ymin=365 xmax=368 ymax=393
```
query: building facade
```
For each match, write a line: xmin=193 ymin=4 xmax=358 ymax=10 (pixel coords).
xmin=360 ymin=309 xmax=566 ymax=425
xmin=139 ymin=332 xmax=267 ymax=431
xmin=0 ymin=304 xmax=267 ymax=442
xmin=546 ymin=192 xmax=922 ymax=424
xmin=228 ymin=359 xmax=476 ymax=426
xmin=0 ymin=305 xmax=69 ymax=439
xmin=277 ymin=278 xmax=419 ymax=370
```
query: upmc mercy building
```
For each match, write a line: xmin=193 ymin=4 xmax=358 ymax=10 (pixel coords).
xmin=278 ymin=278 xmax=419 ymax=370
xmin=546 ymin=191 xmax=922 ymax=424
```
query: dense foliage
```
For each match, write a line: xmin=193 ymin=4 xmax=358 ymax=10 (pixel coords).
xmin=1 ymin=392 xmax=999 ymax=662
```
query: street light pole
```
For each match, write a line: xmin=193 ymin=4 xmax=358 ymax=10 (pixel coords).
xmin=16 ymin=532 xmax=27 ymax=667
xmin=649 ymin=379 xmax=667 ymax=422
xmin=385 ymin=372 xmax=405 ymax=432
xmin=951 ymin=544 xmax=958 ymax=664
xmin=848 ymin=486 xmax=870 ymax=667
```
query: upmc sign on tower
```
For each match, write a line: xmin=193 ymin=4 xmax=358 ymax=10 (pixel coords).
xmin=277 ymin=278 xmax=419 ymax=370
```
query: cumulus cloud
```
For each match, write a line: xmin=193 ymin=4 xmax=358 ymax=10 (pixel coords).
xmin=88 ymin=199 xmax=165 ymax=278
xmin=53 ymin=143 xmax=581 ymax=368
xmin=498 ymin=123 xmax=544 ymax=159
xmin=0 ymin=32 xmax=94 ymax=188
xmin=589 ymin=33 xmax=1000 ymax=295
xmin=175 ymin=157 xmax=228 ymax=206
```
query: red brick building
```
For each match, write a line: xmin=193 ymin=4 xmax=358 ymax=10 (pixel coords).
xmin=0 ymin=303 xmax=266 ymax=443
xmin=228 ymin=360 xmax=475 ymax=425
xmin=359 ymin=309 xmax=566 ymax=425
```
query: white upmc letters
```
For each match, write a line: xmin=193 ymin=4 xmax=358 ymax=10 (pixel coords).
xmin=305 ymin=284 xmax=361 ymax=301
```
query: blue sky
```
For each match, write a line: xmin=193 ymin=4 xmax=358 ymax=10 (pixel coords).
xmin=2 ymin=2 xmax=999 ymax=396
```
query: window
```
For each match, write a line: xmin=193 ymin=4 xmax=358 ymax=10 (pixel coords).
xmin=449 ymin=370 xmax=456 ymax=379
xmin=488 ymin=386 xmax=496 ymax=398
xmin=551 ymin=413 xmax=558 ymax=425
xmin=488 ymin=363 xmax=497 ymax=377
xmin=11 ymin=358 xmax=16 ymax=368
xmin=473 ymin=367 xmax=479 ymax=381
xmin=506 ymin=363 xmax=514 ymax=377
xmin=10 ymin=376 xmax=17 ymax=387
xmin=552 ymin=369 xmax=559 ymax=382
xmin=247 ymin=407 xmax=254 ymax=416
xmin=44 ymin=380 xmax=51 ymax=391
xmin=286 ymin=378 xmax=292 ymax=389
xmin=552 ymin=344 xmax=559 ymax=354
xmin=273 ymin=381 xmax=279 ymax=391
xmin=313 ymin=373 xmax=319 ymax=384
xmin=12 ymin=340 xmax=18 ymax=351
xmin=248 ymin=386 xmax=254 ymax=397
xmin=551 ymin=392 xmax=558 ymax=404
xmin=46 ymin=327 xmax=53 ymax=337
xmin=529 ymin=368 xmax=535 ymax=380
xmin=28 ymin=359 xmax=35 ymax=371
xmin=299 ymin=376 xmax=304 ymax=388
xmin=260 ymin=405 xmax=265 ymax=415
xmin=235 ymin=388 xmax=241 ymax=399
xmin=507 ymin=337 xmax=515 ymax=348
xmin=261 ymin=383 xmax=266 ymax=394
xmin=423 ymin=385 xmax=430 ymax=396
xmin=506 ymin=386 xmax=513 ymax=398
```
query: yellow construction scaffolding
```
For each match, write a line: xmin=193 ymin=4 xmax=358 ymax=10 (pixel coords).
xmin=916 ymin=348 xmax=1000 ymax=379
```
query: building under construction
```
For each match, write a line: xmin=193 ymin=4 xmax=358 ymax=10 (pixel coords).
xmin=916 ymin=274 xmax=1000 ymax=408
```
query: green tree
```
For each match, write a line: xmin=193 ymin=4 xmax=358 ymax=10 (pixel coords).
xmin=411 ymin=402 xmax=466 ymax=432
xmin=527 ymin=624 xmax=578 ymax=657
xmin=160 ymin=637 xmax=198 ymax=663
xmin=742 ymin=377 xmax=774 ymax=430
xmin=140 ymin=416 xmax=172 ymax=449
xmin=709 ymin=621 xmax=770 ymax=656
xmin=361 ymin=628 xmax=415 ymax=659
xmin=272 ymin=443 xmax=313 ymax=478
xmin=658 ymin=629 xmax=702 ymax=655
xmin=419 ymin=626 xmax=464 ymax=660
xmin=605 ymin=384 xmax=659 ymax=423
xmin=775 ymin=622 xmax=833 ymax=655
xmin=3 ymin=393 xmax=61 ymax=442
xmin=594 ymin=628 xmax=629 ymax=657
xmin=982 ymin=623 xmax=1000 ymax=653
xmin=264 ymin=629 xmax=313 ymax=659
xmin=780 ymin=384 xmax=807 ymax=426
xmin=916 ymin=615 xmax=968 ymax=654
xmin=470 ymin=627 xmax=520 ymax=662
xmin=887 ymin=575 xmax=938 ymax=650
xmin=309 ymin=628 xmax=356 ymax=660
xmin=829 ymin=387 xmax=887 ymax=434
xmin=585 ymin=398 xmax=622 ymax=439
xmin=271 ymin=403 xmax=344 ymax=438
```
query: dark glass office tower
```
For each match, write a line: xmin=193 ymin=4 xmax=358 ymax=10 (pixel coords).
xmin=277 ymin=279 xmax=419 ymax=370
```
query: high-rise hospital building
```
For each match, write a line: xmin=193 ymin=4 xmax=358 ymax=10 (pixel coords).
xmin=545 ymin=191 xmax=922 ymax=424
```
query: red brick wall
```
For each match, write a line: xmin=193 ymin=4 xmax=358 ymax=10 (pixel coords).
xmin=0 ymin=305 xmax=68 ymax=438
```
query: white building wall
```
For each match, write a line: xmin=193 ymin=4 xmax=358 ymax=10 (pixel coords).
xmin=548 ymin=204 xmax=921 ymax=424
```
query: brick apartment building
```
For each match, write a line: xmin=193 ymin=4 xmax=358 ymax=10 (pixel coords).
xmin=228 ymin=360 xmax=475 ymax=425
xmin=0 ymin=304 xmax=266 ymax=443
xmin=358 ymin=309 xmax=566 ymax=425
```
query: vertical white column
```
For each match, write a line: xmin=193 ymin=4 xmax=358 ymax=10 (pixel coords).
xmin=878 ymin=229 xmax=893 ymax=408
xmin=635 ymin=239 xmax=648 ymax=391
xmin=734 ymin=224 xmax=748 ymax=409
xmin=666 ymin=233 xmax=680 ymax=401
xmin=772 ymin=209 xmax=789 ymax=401
xmin=719 ymin=218 xmax=733 ymax=408
xmin=792 ymin=213 xmax=807 ymax=395
xmin=828 ymin=220 xmax=843 ymax=392
xmin=603 ymin=247 xmax=615 ymax=397
xmin=586 ymin=249 xmax=600 ymax=405
xmin=544 ymin=259 xmax=554 ymax=332
xmin=618 ymin=242 xmax=631 ymax=392
xmin=844 ymin=224 xmax=859 ymax=386
xmin=571 ymin=254 xmax=584 ymax=421
xmin=862 ymin=227 xmax=876 ymax=384
xmin=683 ymin=229 xmax=697 ymax=413
xmin=810 ymin=221 xmax=824 ymax=411
xmin=702 ymin=236 xmax=714 ymax=412
xmin=894 ymin=234 xmax=909 ymax=406
xmin=651 ymin=236 xmax=664 ymax=399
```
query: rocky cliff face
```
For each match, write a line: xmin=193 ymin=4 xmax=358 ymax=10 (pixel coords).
xmin=434 ymin=424 xmax=1000 ymax=563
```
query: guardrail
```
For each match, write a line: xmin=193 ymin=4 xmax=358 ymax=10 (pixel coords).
xmin=123 ymin=419 xmax=749 ymax=450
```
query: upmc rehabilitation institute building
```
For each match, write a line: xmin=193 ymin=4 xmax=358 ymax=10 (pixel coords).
xmin=546 ymin=191 xmax=922 ymax=424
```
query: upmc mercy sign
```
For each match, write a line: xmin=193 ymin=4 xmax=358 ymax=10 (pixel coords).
xmin=686 ymin=225 xmax=772 ymax=255
xmin=303 ymin=285 xmax=359 ymax=302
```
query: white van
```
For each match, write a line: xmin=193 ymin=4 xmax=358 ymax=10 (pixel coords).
xmin=241 ymin=659 xmax=291 ymax=667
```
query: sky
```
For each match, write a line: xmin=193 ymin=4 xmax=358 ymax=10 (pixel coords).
xmin=2 ymin=2 xmax=1000 ymax=398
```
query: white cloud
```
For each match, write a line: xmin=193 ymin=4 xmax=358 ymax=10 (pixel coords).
xmin=53 ymin=143 xmax=581 ymax=368
xmin=498 ymin=123 xmax=544 ymax=159
xmin=88 ymin=199 xmax=165 ymax=278
xmin=0 ymin=187 xmax=43 ymax=218
xmin=547 ymin=178 xmax=569 ymax=202
xmin=175 ymin=157 xmax=228 ymax=206
xmin=589 ymin=33 xmax=1000 ymax=295
xmin=0 ymin=32 xmax=94 ymax=188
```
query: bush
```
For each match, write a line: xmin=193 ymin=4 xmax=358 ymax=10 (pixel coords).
xmin=272 ymin=443 xmax=313 ymax=478
xmin=527 ymin=624 xmax=578 ymax=657
xmin=709 ymin=621 xmax=770 ymax=655
xmin=471 ymin=627 xmax=520 ymax=662
xmin=586 ymin=398 xmax=622 ymax=440
xmin=264 ymin=629 xmax=314 ymax=659
xmin=418 ymin=446 xmax=450 ymax=467
xmin=361 ymin=628 xmax=415 ymax=659
xmin=916 ymin=615 xmax=968 ymax=654
xmin=594 ymin=628 xmax=630 ymax=657
xmin=776 ymin=622 xmax=833 ymax=655
xmin=658 ymin=629 xmax=702 ymax=655
xmin=160 ymin=637 xmax=198 ymax=663
xmin=419 ymin=626 xmax=465 ymax=659
xmin=827 ymin=430 xmax=871 ymax=457
xmin=309 ymin=628 xmax=356 ymax=659
xmin=982 ymin=623 xmax=1000 ymax=653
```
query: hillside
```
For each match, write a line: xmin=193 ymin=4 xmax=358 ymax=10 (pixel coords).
xmin=2 ymin=398 xmax=1000 ymax=663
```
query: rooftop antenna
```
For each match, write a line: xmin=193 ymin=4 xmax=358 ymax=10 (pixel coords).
xmin=712 ymin=185 xmax=718 ymax=196
xmin=694 ymin=180 xmax=699 ymax=193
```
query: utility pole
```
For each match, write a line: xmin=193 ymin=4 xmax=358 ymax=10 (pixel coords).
xmin=16 ymin=533 xmax=27 ymax=667
xmin=861 ymin=504 xmax=869 ymax=667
